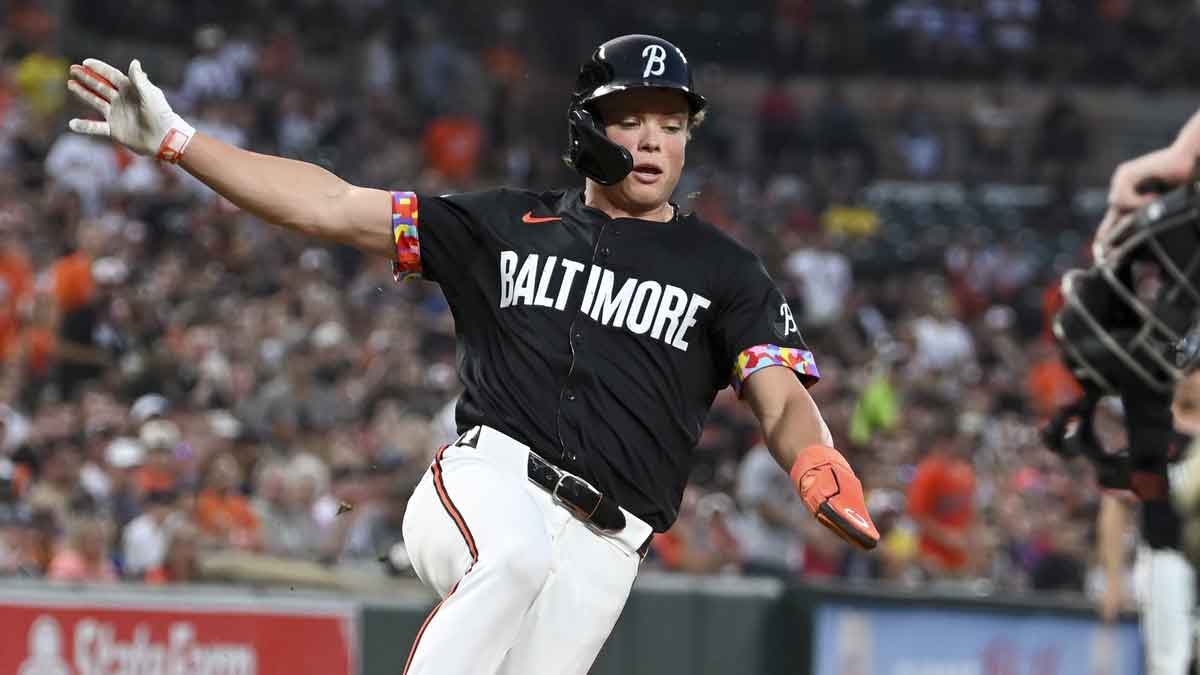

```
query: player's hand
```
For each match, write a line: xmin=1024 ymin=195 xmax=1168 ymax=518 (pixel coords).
xmin=791 ymin=445 xmax=880 ymax=550
xmin=1095 ymin=145 xmax=1193 ymax=255
xmin=66 ymin=58 xmax=195 ymax=161
xmin=1106 ymin=144 xmax=1194 ymax=216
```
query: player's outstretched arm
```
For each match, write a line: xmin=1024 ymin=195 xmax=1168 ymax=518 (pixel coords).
xmin=742 ymin=367 xmax=880 ymax=550
xmin=66 ymin=58 xmax=393 ymax=259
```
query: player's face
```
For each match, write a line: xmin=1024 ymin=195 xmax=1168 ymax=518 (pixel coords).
xmin=595 ymin=89 xmax=690 ymax=214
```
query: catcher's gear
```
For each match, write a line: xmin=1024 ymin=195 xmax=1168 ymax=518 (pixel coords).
xmin=1041 ymin=394 xmax=1132 ymax=490
xmin=790 ymin=445 xmax=879 ymax=550
xmin=1049 ymin=171 xmax=1200 ymax=538
xmin=564 ymin=34 xmax=706 ymax=185
xmin=1054 ymin=175 xmax=1200 ymax=396
xmin=67 ymin=58 xmax=194 ymax=162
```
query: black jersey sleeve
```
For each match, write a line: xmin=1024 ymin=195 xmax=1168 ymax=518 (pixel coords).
xmin=711 ymin=253 xmax=820 ymax=395
xmin=389 ymin=190 xmax=499 ymax=288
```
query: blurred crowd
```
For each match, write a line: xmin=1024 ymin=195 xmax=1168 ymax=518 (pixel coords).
xmin=69 ymin=0 xmax=1200 ymax=90
xmin=0 ymin=0 xmax=1155 ymax=606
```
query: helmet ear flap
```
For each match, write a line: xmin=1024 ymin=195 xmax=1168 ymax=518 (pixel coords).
xmin=563 ymin=106 xmax=633 ymax=186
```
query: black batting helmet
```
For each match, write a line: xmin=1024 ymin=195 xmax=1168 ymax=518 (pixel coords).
xmin=563 ymin=34 xmax=706 ymax=186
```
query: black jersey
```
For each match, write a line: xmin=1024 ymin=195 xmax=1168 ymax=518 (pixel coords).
xmin=390 ymin=187 xmax=819 ymax=531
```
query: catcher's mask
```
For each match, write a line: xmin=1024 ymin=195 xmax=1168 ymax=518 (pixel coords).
xmin=563 ymin=34 xmax=706 ymax=186
xmin=1054 ymin=178 xmax=1200 ymax=395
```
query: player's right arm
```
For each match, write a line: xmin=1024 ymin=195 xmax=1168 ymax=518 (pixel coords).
xmin=179 ymin=134 xmax=392 ymax=257
xmin=66 ymin=58 xmax=393 ymax=259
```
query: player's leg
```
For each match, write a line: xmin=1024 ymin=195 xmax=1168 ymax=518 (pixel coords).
xmin=1134 ymin=545 xmax=1197 ymax=675
xmin=401 ymin=442 xmax=554 ymax=675
xmin=497 ymin=486 xmax=641 ymax=675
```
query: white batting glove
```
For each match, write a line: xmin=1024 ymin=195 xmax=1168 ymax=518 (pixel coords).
xmin=66 ymin=58 xmax=195 ymax=163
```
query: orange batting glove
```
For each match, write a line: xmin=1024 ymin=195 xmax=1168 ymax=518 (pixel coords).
xmin=791 ymin=445 xmax=880 ymax=550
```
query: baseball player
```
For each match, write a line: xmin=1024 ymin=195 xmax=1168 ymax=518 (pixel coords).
xmin=1049 ymin=124 xmax=1200 ymax=674
xmin=65 ymin=34 xmax=879 ymax=675
xmin=1050 ymin=278 xmax=1197 ymax=675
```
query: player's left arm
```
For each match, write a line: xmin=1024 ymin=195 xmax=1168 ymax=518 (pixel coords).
xmin=741 ymin=361 xmax=879 ymax=551
xmin=713 ymin=252 xmax=879 ymax=550
xmin=742 ymin=366 xmax=832 ymax=463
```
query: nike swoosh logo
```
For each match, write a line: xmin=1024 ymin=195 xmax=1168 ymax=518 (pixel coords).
xmin=842 ymin=507 xmax=870 ymax=530
xmin=522 ymin=211 xmax=561 ymax=224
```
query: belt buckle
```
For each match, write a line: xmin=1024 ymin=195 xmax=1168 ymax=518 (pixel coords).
xmin=550 ymin=473 xmax=596 ymax=523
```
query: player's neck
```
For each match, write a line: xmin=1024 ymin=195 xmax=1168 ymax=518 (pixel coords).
xmin=583 ymin=183 xmax=673 ymax=222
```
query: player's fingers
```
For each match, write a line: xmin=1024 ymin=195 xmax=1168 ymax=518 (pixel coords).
xmin=81 ymin=58 xmax=130 ymax=91
xmin=1108 ymin=150 xmax=1194 ymax=212
xmin=68 ymin=118 xmax=110 ymax=137
xmin=128 ymin=59 xmax=153 ymax=95
xmin=1107 ymin=179 xmax=1155 ymax=214
xmin=69 ymin=64 xmax=118 ymax=102
xmin=66 ymin=80 xmax=111 ymax=117
xmin=1095 ymin=206 xmax=1119 ymax=237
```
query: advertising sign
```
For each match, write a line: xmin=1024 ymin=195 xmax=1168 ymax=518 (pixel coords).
xmin=0 ymin=590 xmax=357 ymax=675
xmin=812 ymin=604 xmax=1142 ymax=675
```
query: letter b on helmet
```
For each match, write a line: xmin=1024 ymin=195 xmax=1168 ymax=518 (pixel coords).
xmin=642 ymin=44 xmax=667 ymax=78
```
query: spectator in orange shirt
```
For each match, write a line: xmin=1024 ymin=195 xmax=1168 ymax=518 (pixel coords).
xmin=50 ymin=250 xmax=93 ymax=312
xmin=50 ymin=251 xmax=114 ymax=399
xmin=649 ymin=486 xmax=740 ymax=574
xmin=194 ymin=451 xmax=261 ymax=550
xmin=46 ymin=514 xmax=117 ymax=583
xmin=0 ymin=241 xmax=32 ymax=356
xmin=1025 ymin=339 xmax=1082 ymax=420
xmin=423 ymin=116 xmax=482 ymax=182
xmin=907 ymin=417 xmax=978 ymax=578
xmin=0 ymin=240 xmax=31 ymax=306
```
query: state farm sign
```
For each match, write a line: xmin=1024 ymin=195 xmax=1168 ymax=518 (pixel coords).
xmin=0 ymin=600 xmax=355 ymax=675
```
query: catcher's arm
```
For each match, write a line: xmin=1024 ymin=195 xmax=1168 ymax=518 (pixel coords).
xmin=742 ymin=366 xmax=880 ymax=550
xmin=67 ymin=59 xmax=392 ymax=259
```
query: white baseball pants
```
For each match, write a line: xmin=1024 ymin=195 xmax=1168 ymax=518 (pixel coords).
xmin=400 ymin=425 xmax=653 ymax=675
xmin=1134 ymin=546 xmax=1197 ymax=675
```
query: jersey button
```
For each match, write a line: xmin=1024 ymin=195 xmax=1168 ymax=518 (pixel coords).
xmin=565 ymin=451 xmax=577 ymax=462
xmin=565 ymin=388 xmax=576 ymax=401
xmin=573 ymin=331 xmax=583 ymax=345
xmin=600 ymin=247 xmax=611 ymax=258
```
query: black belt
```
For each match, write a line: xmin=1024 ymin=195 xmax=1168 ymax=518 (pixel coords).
xmin=526 ymin=452 xmax=654 ymax=558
